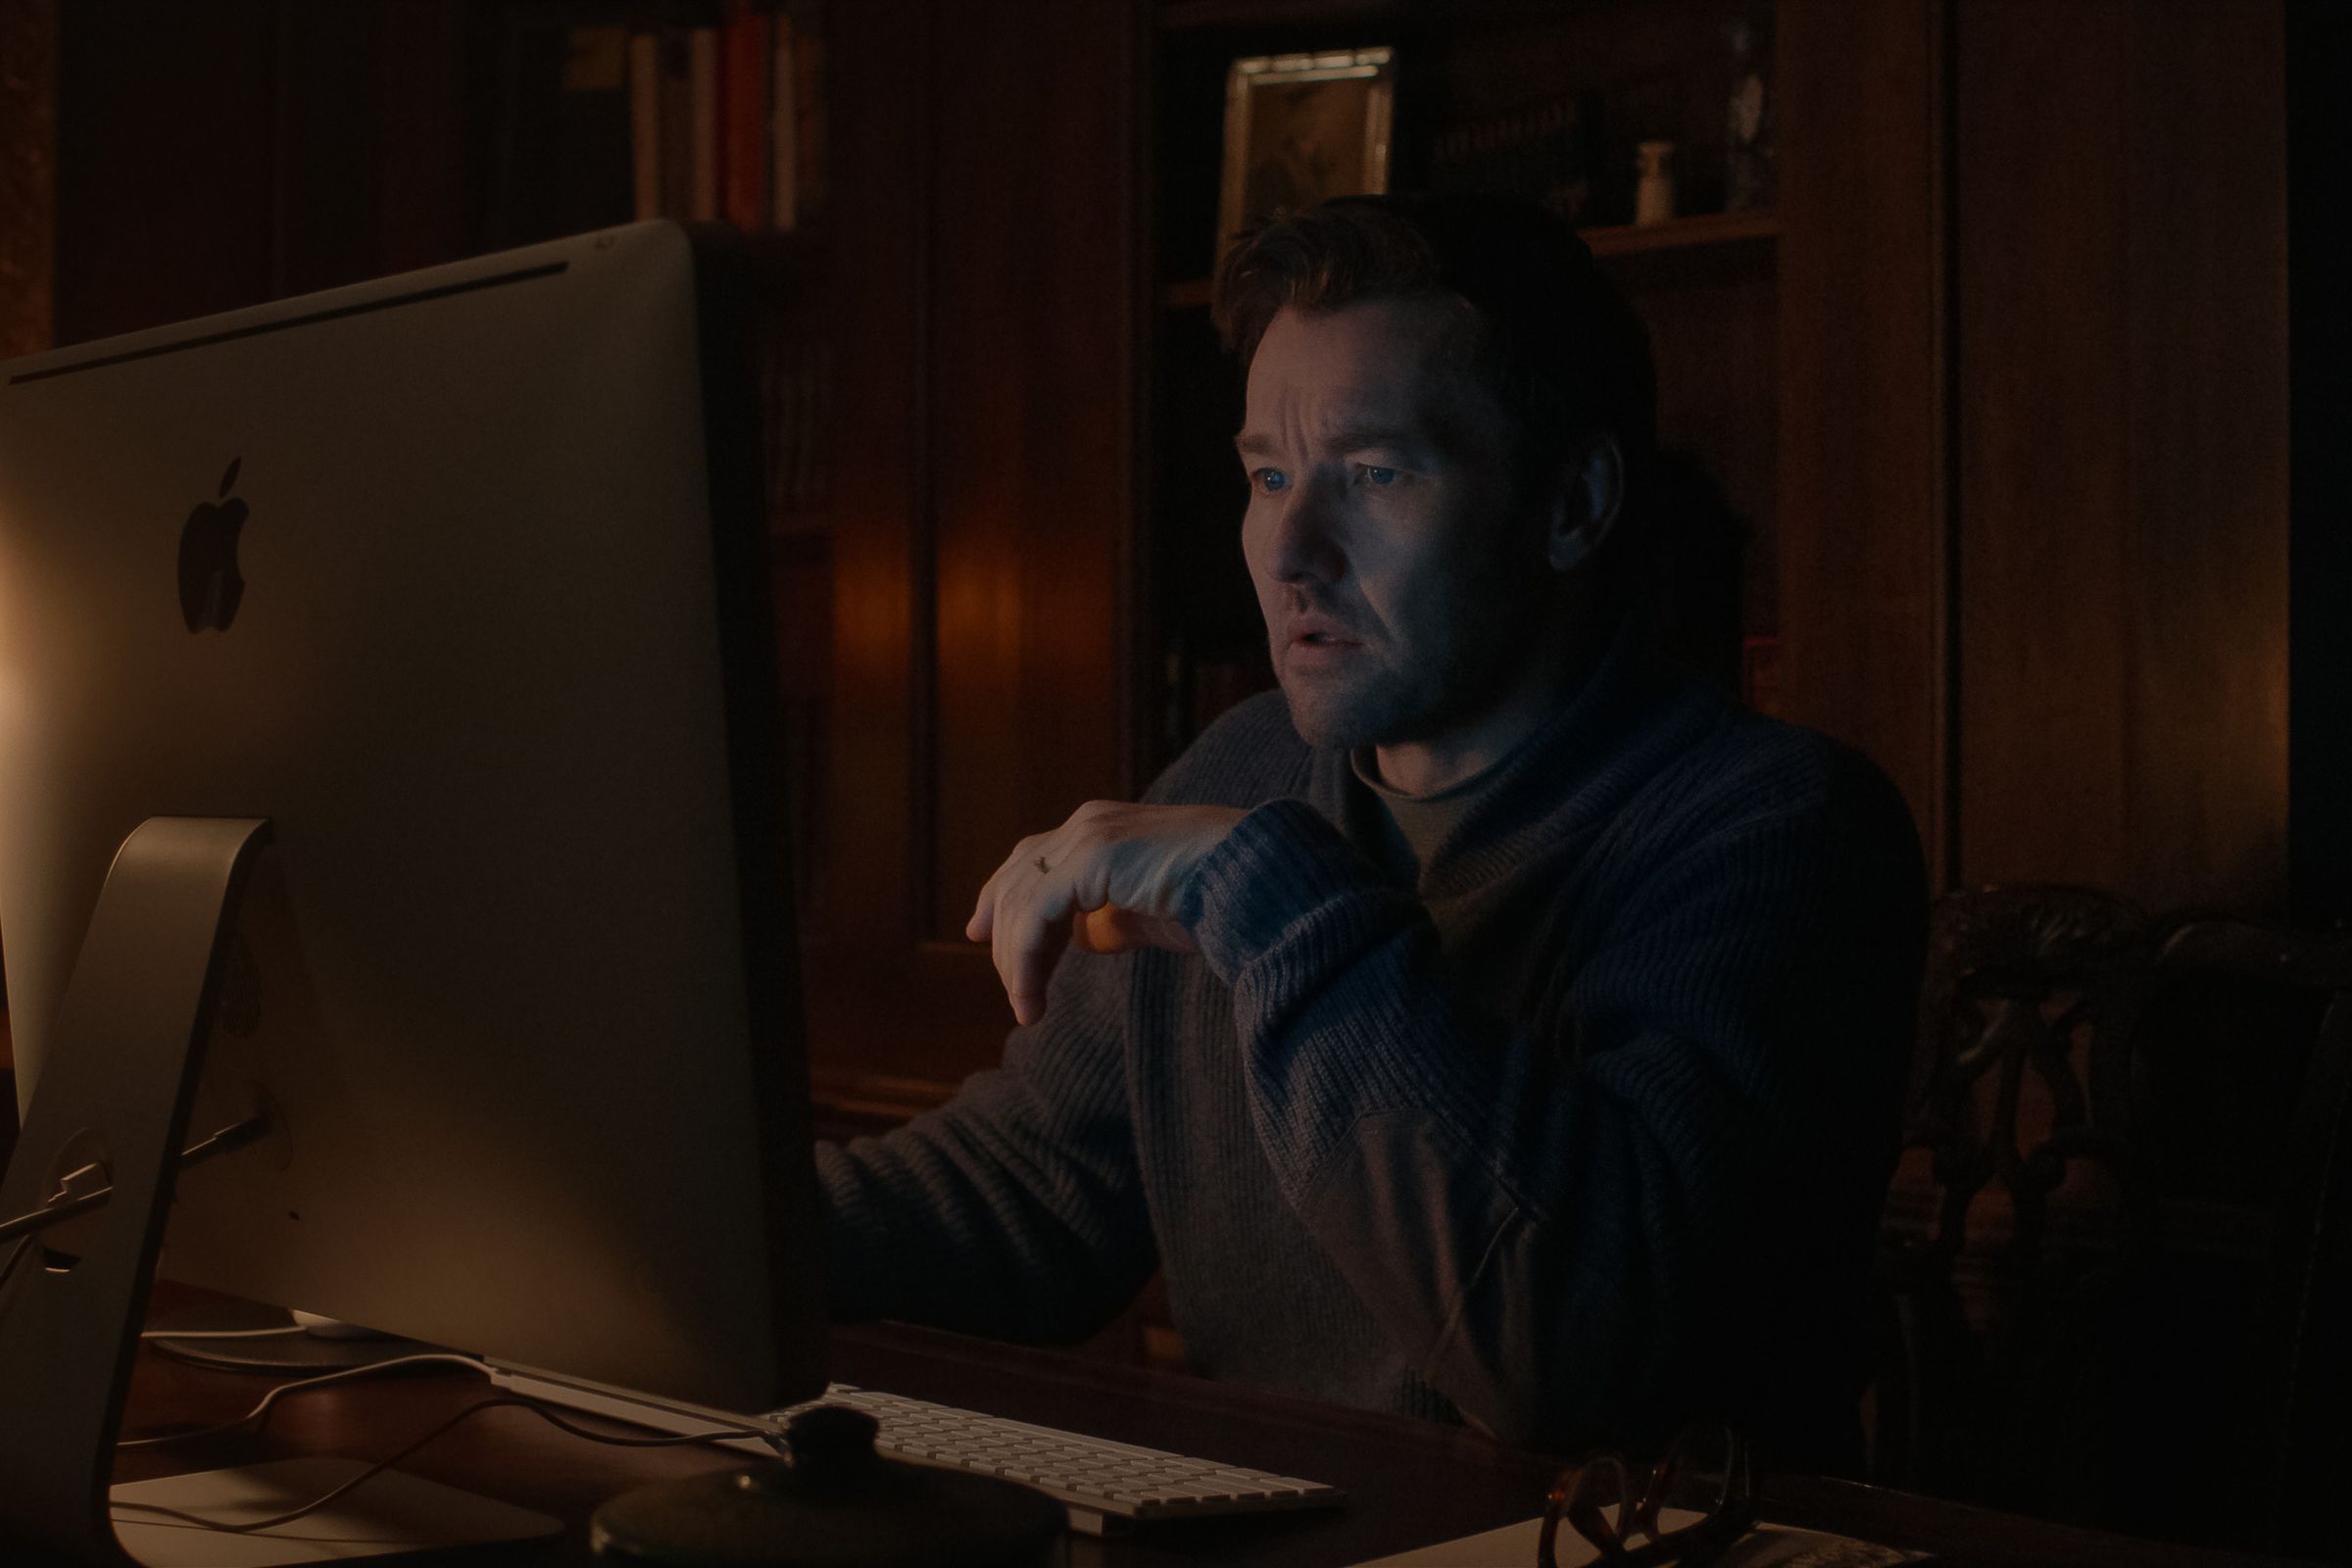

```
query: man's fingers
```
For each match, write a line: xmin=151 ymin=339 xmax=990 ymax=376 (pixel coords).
xmin=1002 ymin=913 xmax=1055 ymax=1028
xmin=965 ymin=801 xmax=1237 ymax=1024
xmin=992 ymin=875 xmax=1068 ymax=1029
xmin=966 ymin=858 xmax=1004 ymax=941
xmin=968 ymin=832 xmax=1055 ymax=942
xmin=1010 ymin=944 xmax=1053 ymax=1027
xmin=987 ymin=873 xmax=1140 ymax=1026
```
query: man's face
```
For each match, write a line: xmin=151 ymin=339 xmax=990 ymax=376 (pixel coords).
xmin=1236 ymin=296 xmax=1548 ymax=751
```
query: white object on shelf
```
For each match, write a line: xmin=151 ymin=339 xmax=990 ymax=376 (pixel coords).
xmin=1635 ymin=139 xmax=1677 ymax=226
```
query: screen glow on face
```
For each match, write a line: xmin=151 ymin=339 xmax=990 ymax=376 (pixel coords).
xmin=1235 ymin=297 xmax=1546 ymax=754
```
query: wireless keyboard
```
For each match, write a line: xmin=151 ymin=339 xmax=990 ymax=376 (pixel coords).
xmin=493 ymin=1370 xmax=1346 ymax=1534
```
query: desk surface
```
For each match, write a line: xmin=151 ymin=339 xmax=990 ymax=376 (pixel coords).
xmin=107 ymin=1310 xmax=2305 ymax=1568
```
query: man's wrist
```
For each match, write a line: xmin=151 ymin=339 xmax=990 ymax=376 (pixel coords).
xmin=1182 ymin=797 xmax=1392 ymax=983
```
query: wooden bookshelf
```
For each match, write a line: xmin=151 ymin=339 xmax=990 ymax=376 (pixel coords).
xmin=1160 ymin=0 xmax=1405 ymax=30
xmin=1142 ymin=0 xmax=1785 ymax=773
xmin=1583 ymin=206 xmax=1779 ymax=257
xmin=1157 ymin=209 xmax=1778 ymax=310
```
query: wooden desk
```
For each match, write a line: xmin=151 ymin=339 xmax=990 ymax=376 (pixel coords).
xmin=100 ymin=1306 xmax=2315 ymax=1568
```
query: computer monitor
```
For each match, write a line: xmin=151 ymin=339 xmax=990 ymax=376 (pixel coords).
xmin=0 ymin=221 xmax=827 ymax=1421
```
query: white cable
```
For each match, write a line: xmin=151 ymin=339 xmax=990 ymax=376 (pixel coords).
xmin=114 ymin=1352 xmax=493 ymax=1450
xmin=139 ymin=1325 xmax=308 ymax=1341
xmin=113 ymin=1390 xmax=784 ymax=1536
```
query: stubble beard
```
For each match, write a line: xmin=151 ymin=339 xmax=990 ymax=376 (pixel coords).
xmin=1275 ymin=654 xmax=1432 ymax=750
xmin=1274 ymin=574 xmax=1551 ymax=752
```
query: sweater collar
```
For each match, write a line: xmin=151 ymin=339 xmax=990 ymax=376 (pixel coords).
xmin=1305 ymin=615 xmax=1719 ymax=898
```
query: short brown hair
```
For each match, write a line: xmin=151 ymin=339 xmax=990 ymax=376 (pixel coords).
xmin=1212 ymin=192 xmax=1656 ymax=502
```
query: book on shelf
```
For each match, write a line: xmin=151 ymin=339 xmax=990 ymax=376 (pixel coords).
xmin=658 ymin=27 xmax=691 ymax=224
xmin=618 ymin=3 xmax=826 ymax=235
xmin=790 ymin=15 xmax=827 ymax=222
xmin=722 ymin=9 xmax=771 ymax=232
xmin=480 ymin=11 xmax=816 ymax=245
xmin=1428 ymin=94 xmax=1598 ymax=226
xmin=687 ymin=26 xmax=720 ymax=221
xmin=771 ymin=12 xmax=800 ymax=231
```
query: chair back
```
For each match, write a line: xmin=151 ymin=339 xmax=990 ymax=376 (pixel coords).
xmin=1871 ymin=885 xmax=2157 ymax=1515
xmin=1876 ymin=893 xmax=2352 ymax=1557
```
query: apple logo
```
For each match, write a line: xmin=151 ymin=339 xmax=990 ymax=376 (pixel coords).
xmin=178 ymin=457 xmax=249 ymax=633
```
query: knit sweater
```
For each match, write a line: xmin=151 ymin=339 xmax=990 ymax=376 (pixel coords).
xmin=816 ymin=629 xmax=1927 ymax=1467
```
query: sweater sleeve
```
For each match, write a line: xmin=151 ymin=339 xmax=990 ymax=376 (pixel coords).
xmin=814 ymin=944 xmax=1156 ymax=1344
xmin=813 ymin=693 xmax=1301 ymax=1346
xmin=1181 ymin=768 xmax=1926 ymax=1453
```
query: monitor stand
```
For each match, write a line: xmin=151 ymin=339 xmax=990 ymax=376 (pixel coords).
xmin=0 ymin=817 xmax=558 ymax=1567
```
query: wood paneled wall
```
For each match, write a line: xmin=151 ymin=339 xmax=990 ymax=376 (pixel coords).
xmin=37 ymin=1 xmax=477 ymax=348
xmin=803 ymin=0 xmax=1144 ymax=1118
xmin=1954 ymin=0 xmax=2287 ymax=911
xmin=1782 ymin=0 xmax=2289 ymax=913
xmin=1778 ymin=0 xmax=1953 ymax=882
xmin=0 ymin=0 xmax=55 ymax=365
xmin=2288 ymin=0 xmax=2352 ymax=927
xmin=924 ymin=9 xmax=1141 ymax=948
xmin=49 ymin=2 xmax=279 ymax=345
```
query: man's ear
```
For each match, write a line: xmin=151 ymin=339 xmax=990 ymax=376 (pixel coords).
xmin=1546 ymin=435 xmax=1625 ymax=574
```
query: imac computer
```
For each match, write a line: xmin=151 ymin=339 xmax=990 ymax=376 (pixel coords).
xmin=0 ymin=220 xmax=829 ymax=1560
xmin=0 ymin=218 xmax=1342 ymax=1567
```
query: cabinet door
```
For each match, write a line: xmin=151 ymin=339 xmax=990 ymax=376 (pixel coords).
xmin=806 ymin=0 xmax=1144 ymax=1123
xmin=1777 ymin=0 xmax=2287 ymax=912
xmin=1777 ymin=0 xmax=1952 ymax=886
xmin=1949 ymin=0 xmax=2286 ymax=912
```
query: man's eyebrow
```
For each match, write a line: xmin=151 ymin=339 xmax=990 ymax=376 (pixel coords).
xmin=1232 ymin=424 xmax=1432 ymax=460
xmin=1324 ymin=424 xmax=1429 ymax=454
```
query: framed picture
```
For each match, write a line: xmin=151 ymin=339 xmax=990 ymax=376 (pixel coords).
xmin=1218 ymin=47 xmax=1396 ymax=254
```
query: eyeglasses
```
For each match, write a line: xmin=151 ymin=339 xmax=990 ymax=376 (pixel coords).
xmin=1538 ymin=1421 xmax=1755 ymax=1568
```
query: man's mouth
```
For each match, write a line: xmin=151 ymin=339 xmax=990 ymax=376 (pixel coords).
xmin=1289 ymin=617 xmax=1359 ymax=648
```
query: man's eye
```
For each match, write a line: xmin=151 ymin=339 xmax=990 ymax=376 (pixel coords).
xmin=1251 ymin=468 xmax=1289 ymax=495
xmin=1353 ymin=465 xmax=1399 ymax=487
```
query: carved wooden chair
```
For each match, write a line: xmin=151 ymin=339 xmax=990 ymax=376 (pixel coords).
xmin=1867 ymin=885 xmax=2159 ymax=1518
xmin=1873 ymin=892 xmax=2352 ymax=1558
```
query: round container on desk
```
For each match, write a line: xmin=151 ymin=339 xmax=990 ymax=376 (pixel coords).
xmin=590 ymin=1404 xmax=1068 ymax=1568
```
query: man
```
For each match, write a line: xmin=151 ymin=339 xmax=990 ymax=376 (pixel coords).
xmin=818 ymin=192 xmax=1926 ymax=1469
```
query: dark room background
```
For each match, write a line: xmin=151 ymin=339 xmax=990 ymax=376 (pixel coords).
xmin=1 ymin=1 xmax=2346 ymax=1556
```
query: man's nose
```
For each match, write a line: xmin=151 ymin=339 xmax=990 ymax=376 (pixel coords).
xmin=1262 ymin=481 xmax=1346 ymax=585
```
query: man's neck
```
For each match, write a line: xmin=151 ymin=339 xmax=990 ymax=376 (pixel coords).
xmin=1369 ymin=611 xmax=1613 ymax=798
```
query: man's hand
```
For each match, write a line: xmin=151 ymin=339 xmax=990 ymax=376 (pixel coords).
xmin=966 ymin=801 xmax=1247 ymax=1026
